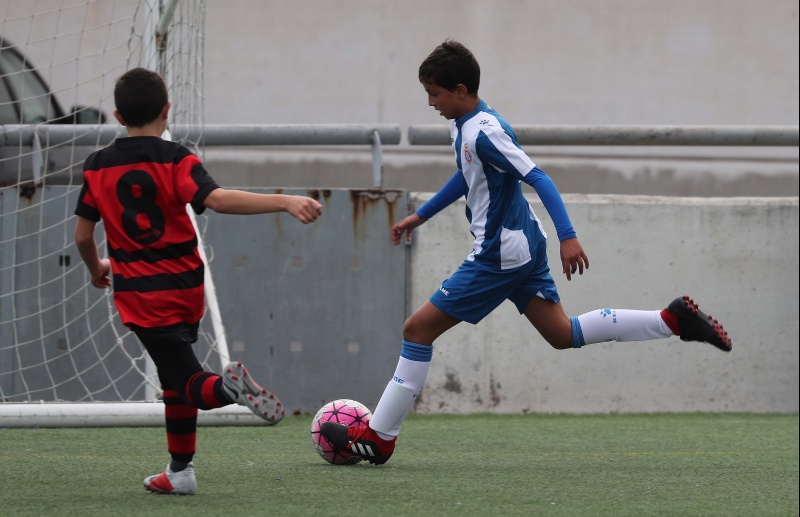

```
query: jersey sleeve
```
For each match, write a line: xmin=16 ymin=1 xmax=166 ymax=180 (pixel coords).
xmin=521 ymin=166 xmax=577 ymax=241
xmin=74 ymin=171 xmax=100 ymax=222
xmin=474 ymin=125 xmax=536 ymax=179
xmin=174 ymin=148 xmax=219 ymax=214
xmin=416 ymin=170 xmax=467 ymax=220
xmin=474 ymin=127 xmax=577 ymax=241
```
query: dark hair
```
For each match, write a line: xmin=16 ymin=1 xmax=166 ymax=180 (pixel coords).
xmin=418 ymin=39 xmax=480 ymax=94
xmin=113 ymin=67 xmax=168 ymax=127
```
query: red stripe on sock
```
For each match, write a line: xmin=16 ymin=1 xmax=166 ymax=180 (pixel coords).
xmin=200 ymin=375 xmax=225 ymax=409
xmin=162 ymin=389 xmax=180 ymax=400
xmin=165 ymin=402 xmax=199 ymax=420
xmin=660 ymin=309 xmax=680 ymax=336
xmin=183 ymin=371 xmax=205 ymax=408
xmin=167 ymin=431 xmax=196 ymax=455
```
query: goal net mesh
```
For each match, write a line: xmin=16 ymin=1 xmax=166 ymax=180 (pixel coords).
xmin=0 ymin=0 xmax=223 ymax=409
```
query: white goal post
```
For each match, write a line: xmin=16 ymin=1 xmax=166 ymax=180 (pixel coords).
xmin=0 ymin=0 xmax=261 ymax=426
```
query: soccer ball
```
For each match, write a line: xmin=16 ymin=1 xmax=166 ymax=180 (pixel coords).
xmin=310 ymin=399 xmax=372 ymax=465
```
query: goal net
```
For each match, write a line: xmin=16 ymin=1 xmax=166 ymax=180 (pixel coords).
xmin=0 ymin=0 xmax=246 ymax=426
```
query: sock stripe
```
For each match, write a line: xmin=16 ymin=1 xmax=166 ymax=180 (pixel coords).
xmin=165 ymin=402 xmax=199 ymax=421
xmin=167 ymin=431 xmax=197 ymax=454
xmin=570 ymin=316 xmax=585 ymax=348
xmin=163 ymin=391 xmax=197 ymax=461
xmin=162 ymin=389 xmax=182 ymax=405
xmin=660 ymin=309 xmax=680 ymax=335
xmin=185 ymin=372 xmax=227 ymax=410
xmin=199 ymin=375 xmax=220 ymax=408
xmin=401 ymin=340 xmax=433 ymax=362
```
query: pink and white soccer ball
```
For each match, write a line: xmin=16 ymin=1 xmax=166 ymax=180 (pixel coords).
xmin=310 ymin=399 xmax=372 ymax=465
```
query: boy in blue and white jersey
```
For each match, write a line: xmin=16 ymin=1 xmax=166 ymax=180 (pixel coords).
xmin=321 ymin=40 xmax=731 ymax=465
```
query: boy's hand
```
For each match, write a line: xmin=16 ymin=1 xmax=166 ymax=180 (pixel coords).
xmin=391 ymin=213 xmax=425 ymax=245
xmin=560 ymin=238 xmax=589 ymax=281
xmin=286 ymin=196 xmax=323 ymax=224
xmin=91 ymin=259 xmax=112 ymax=289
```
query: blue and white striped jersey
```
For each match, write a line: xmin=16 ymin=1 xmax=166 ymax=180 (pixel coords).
xmin=418 ymin=99 xmax=576 ymax=270
xmin=453 ymin=100 xmax=543 ymax=269
xmin=440 ymin=101 xmax=574 ymax=270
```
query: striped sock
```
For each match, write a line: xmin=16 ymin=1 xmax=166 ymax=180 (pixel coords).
xmin=163 ymin=389 xmax=197 ymax=464
xmin=370 ymin=341 xmax=433 ymax=439
xmin=184 ymin=371 xmax=232 ymax=410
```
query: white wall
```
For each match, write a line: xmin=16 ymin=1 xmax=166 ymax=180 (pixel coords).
xmin=3 ymin=1 xmax=796 ymax=127
xmin=203 ymin=0 xmax=800 ymax=127
xmin=3 ymin=1 xmax=797 ymax=195
xmin=198 ymin=0 xmax=799 ymax=194
xmin=2 ymin=3 xmax=797 ymax=412
xmin=201 ymin=0 xmax=800 ymax=195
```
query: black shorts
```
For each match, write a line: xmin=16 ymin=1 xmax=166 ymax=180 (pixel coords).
xmin=131 ymin=322 xmax=203 ymax=392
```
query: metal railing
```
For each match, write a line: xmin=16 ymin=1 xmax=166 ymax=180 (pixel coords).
xmin=0 ymin=123 xmax=401 ymax=189
xmin=407 ymin=124 xmax=799 ymax=146
xmin=1 ymin=124 xmax=796 ymax=189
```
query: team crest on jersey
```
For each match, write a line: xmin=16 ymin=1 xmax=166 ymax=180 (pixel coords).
xmin=464 ymin=143 xmax=472 ymax=164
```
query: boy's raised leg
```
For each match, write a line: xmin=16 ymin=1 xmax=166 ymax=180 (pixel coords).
xmin=222 ymin=361 xmax=285 ymax=424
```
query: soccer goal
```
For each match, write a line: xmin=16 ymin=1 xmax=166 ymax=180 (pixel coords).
xmin=0 ymin=0 xmax=253 ymax=426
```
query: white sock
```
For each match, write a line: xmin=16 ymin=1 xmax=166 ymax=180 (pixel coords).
xmin=369 ymin=381 xmax=418 ymax=439
xmin=369 ymin=351 xmax=431 ymax=439
xmin=577 ymin=308 xmax=672 ymax=345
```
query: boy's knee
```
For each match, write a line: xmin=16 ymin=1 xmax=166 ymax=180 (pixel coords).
xmin=401 ymin=317 xmax=420 ymax=342
xmin=402 ymin=314 xmax=438 ymax=344
xmin=538 ymin=325 xmax=574 ymax=350
xmin=546 ymin=338 xmax=574 ymax=350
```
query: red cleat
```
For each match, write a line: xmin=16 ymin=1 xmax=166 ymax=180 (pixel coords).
xmin=664 ymin=295 xmax=732 ymax=352
xmin=320 ymin=423 xmax=396 ymax=465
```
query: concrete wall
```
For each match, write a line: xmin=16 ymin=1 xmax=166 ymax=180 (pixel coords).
xmin=409 ymin=194 xmax=799 ymax=414
xmin=4 ymin=0 xmax=795 ymax=126
xmin=1 ymin=2 xmax=798 ymax=413
xmin=199 ymin=0 xmax=799 ymax=195
xmin=1 ymin=0 xmax=796 ymax=195
xmin=202 ymin=0 xmax=799 ymax=127
xmin=5 ymin=0 xmax=796 ymax=126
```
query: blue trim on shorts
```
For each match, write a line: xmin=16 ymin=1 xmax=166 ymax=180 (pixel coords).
xmin=401 ymin=340 xmax=433 ymax=362
xmin=570 ymin=316 xmax=585 ymax=348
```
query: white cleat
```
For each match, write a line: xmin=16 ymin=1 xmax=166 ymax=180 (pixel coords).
xmin=222 ymin=361 xmax=285 ymax=424
xmin=144 ymin=463 xmax=196 ymax=495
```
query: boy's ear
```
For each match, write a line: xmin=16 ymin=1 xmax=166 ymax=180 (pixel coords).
xmin=454 ymin=83 xmax=469 ymax=98
xmin=161 ymin=101 xmax=171 ymax=120
xmin=112 ymin=110 xmax=126 ymax=126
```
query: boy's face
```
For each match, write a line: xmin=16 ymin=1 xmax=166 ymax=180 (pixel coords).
xmin=422 ymin=80 xmax=468 ymax=120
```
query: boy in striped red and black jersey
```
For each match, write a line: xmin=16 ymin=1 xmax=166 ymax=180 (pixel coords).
xmin=74 ymin=68 xmax=323 ymax=495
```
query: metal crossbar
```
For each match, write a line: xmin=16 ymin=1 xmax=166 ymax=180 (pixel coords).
xmin=2 ymin=124 xmax=795 ymax=190
xmin=0 ymin=124 xmax=403 ymax=147
xmin=407 ymin=124 xmax=799 ymax=146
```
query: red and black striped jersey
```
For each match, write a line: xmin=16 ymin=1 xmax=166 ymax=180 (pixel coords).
xmin=75 ymin=136 xmax=219 ymax=329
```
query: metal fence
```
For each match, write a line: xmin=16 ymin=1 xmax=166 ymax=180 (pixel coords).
xmin=1 ymin=123 xmax=797 ymax=189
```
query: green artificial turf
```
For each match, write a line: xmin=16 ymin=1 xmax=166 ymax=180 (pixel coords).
xmin=0 ymin=413 xmax=797 ymax=517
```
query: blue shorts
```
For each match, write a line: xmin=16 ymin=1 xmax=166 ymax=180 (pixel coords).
xmin=430 ymin=240 xmax=559 ymax=324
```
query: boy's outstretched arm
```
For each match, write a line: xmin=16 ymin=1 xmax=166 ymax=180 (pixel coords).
xmin=392 ymin=170 xmax=466 ymax=245
xmin=521 ymin=166 xmax=589 ymax=281
xmin=391 ymin=213 xmax=426 ymax=245
xmin=204 ymin=189 xmax=322 ymax=223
